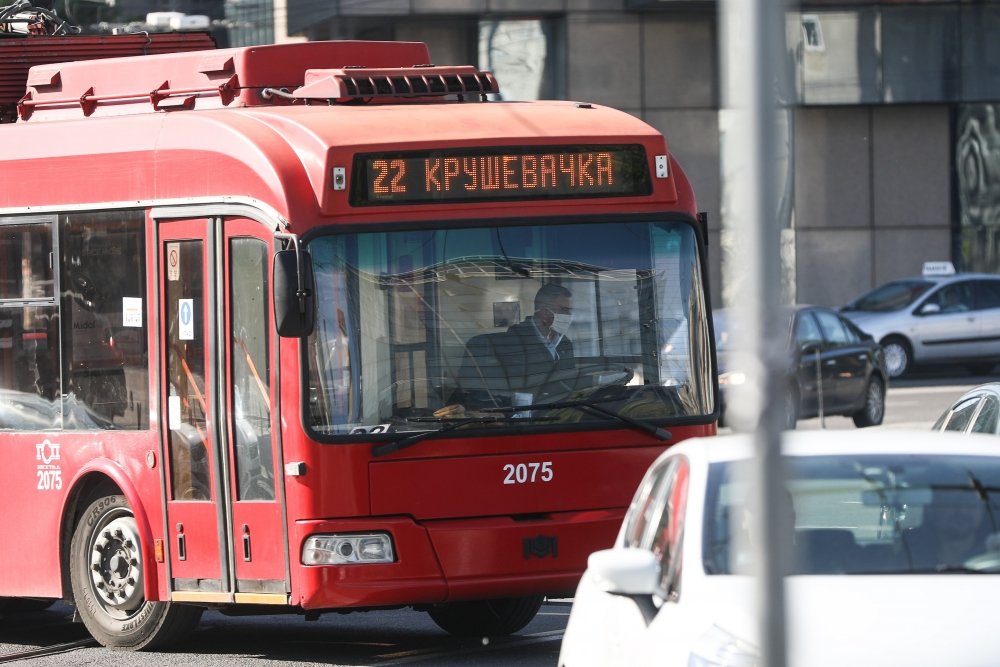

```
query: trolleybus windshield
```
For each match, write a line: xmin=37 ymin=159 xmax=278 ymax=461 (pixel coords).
xmin=305 ymin=219 xmax=712 ymax=438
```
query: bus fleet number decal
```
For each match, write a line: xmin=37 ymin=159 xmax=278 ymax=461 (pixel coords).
xmin=35 ymin=439 xmax=63 ymax=491
xmin=503 ymin=461 xmax=553 ymax=485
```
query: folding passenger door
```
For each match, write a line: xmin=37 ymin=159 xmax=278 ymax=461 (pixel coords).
xmin=222 ymin=218 xmax=288 ymax=602
xmin=159 ymin=218 xmax=227 ymax=599
xmin=159 ymin=216 xmax=287 ymax=604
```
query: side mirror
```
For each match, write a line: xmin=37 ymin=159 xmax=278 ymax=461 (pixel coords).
xmin=799 ymin=343 xmax=822 ymax=360
xmin=273 ymin=248 xmax=315 ymax=337
xmin=918 ymin=302 xmax=941 ymax=316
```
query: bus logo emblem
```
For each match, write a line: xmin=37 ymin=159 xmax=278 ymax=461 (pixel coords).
xmin=523 ymin=535 xmax=558 ymax=560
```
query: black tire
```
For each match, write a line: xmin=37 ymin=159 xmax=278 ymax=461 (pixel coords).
xmin=427 ymin=595 xmax=544 ymax=637
xmin=70 ymin=494 xmax=202 ymax=650
xmin=852 ymin=376 xmax=885 ymax=427
xmin=881 ymin=337 xmax=912 ymax=379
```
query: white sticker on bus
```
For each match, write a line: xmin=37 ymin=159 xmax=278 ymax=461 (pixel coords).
xmin=122 ymin=297 xmax=143 ymax=327
xmin=178 ymin=298 xmax=194 ymax=340
xmin=35 ymin=439 xmax=63 ymax=491
xmin=167 ymin=243 xmax=181 ymax=281
xmin=168 ymin=395 xmax=182 ymax=430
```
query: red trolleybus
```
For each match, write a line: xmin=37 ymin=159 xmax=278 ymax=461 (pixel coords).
xmin=0 ymin=38 xmax=717 ymax=649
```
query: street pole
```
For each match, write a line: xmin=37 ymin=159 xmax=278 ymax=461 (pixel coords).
xmin=719 ymin=0 xmax=792 ymax=665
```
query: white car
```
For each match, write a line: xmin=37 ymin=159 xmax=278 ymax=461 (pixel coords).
xmin=558 ymin=430 xmax=1000 ymax=667
xmin=932 ymin=383 xmax=1000 ymax=435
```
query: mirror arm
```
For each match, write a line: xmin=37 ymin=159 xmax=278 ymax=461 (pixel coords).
xmin=293 ymin=240 xmax=311 ymax=316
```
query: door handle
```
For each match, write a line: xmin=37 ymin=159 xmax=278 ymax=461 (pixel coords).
xmin=242 ymin=524 xmax=252 ymax=562
xmin=176 ymin=524 xmax=186 ymax=561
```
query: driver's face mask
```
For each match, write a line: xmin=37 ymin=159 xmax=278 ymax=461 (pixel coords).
xmin=550 ymin=311 xmax=573 ymax=334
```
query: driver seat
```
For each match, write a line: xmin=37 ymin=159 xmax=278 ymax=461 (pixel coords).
xmin=453 ymin=333 xmax=514 ymax=408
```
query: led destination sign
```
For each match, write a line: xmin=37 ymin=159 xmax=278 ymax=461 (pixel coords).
xmin=352 ymin=145 xmax=651 ymax=205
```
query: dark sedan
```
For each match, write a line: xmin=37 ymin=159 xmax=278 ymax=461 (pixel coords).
xmin=716 ymin=306 xmax=888 ymax=429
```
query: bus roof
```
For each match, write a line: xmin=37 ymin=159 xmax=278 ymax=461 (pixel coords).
xmin=1 ymin=40 xmax=691 ymax=224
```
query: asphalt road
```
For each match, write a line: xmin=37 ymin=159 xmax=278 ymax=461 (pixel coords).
xmin=0 ymin=372 xmax=987 ymax=666
xmin=792 ymin=369 xmax=981 ymax=431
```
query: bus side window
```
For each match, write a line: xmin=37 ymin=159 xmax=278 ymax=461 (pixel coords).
xmin=60 ymin=211 xmax=149 ymax=429
xmin=0 ymin=219 xmax=61 ymax=429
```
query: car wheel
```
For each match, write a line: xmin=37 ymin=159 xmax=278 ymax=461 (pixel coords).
xmin=881 ymin=337 xmax=912 ymax=378
xmin=852 ymin=377 xmax=885 ymax=428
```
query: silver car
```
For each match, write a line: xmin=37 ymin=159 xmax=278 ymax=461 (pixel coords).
xmin=841 ymin=264 xmax=1000 ymax=378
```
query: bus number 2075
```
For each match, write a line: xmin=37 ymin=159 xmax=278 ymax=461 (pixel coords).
xmin=502 ymin=462 xmax=553 ymax=485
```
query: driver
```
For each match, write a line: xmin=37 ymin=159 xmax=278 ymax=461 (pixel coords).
xmin=442 ymin=284 xmax=576 ymax=416
xmin=500 ymin=283 xmax=576 ymax=393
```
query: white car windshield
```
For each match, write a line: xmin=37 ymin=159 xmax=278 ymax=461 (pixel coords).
xmin=703 ymin=454 xmax=1000 ymax=575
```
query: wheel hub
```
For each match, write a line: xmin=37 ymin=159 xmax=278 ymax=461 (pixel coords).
xmin=89 ymin=516 xmax=144 ymax=612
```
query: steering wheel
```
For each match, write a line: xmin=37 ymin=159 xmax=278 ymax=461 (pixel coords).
xmin=535 ymin=363 xmax=634 ymax=402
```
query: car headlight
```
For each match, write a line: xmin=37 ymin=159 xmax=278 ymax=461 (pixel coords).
xmin=688 ymin=625 xmax=759 ymax=667
xmin=718 ymin=371 xmax=747 ymax=387
xmin=302 ymin=533 xmax=395 ymax=565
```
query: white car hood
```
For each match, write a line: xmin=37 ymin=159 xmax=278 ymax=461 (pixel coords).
xmin=704 ymin=575 xmax=1000 ymax=667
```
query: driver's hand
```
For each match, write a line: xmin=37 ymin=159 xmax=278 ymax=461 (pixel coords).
xmin=433 ymin=403 xmax=467 ymax=419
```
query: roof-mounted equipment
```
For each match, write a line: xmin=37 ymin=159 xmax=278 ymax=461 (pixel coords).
xmin=290 ymin=65 xmax=499 ymax=103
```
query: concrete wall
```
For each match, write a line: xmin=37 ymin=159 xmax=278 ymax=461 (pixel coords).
xmin=293 ymin=6 xmax=959 ymax=313
xmin=793 ymin=105 xmax=952 ymax=306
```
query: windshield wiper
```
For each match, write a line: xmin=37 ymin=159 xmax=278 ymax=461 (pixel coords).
xmin=483 ymin=397 xmax=672 ymax=442
xmin=371 ymin=416 xmax=509 ymax=457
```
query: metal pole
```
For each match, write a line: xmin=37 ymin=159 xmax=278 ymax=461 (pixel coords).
xmin=719 ymin=0 xmax=792 ymax=665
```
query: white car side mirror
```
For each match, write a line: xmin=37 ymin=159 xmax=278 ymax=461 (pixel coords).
xmin=587 ymin=547 xmax=660 ymax=596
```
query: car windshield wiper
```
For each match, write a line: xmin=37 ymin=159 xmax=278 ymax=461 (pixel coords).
xmin=482 ymin=396 xmax=672 ymax=442
xmin=371 ymin=415 xmax=520 ymax=457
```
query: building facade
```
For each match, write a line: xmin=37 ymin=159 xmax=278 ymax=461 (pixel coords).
xmin=97 ymin=0 xmax=1000 ymax=308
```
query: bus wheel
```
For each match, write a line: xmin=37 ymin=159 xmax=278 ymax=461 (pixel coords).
xmin=70 ymin=494 xmax=202 ymax=650
xmin=426 ymin=595 xmax=544 ymax=636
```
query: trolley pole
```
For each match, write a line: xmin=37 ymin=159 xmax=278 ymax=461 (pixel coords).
xmin=719 ymin=0 xmax=792 ymax=665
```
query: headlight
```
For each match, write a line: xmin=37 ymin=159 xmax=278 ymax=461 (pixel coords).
xmin=718 ymin=372 xmax=747 ymax=387
xmin=302 ymin=533 xmax=395 ymax=565
xmin=688 ymin=625 xmax=759 ymax=667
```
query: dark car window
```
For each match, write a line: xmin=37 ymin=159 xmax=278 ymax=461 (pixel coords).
xmin=814 ymin=309 xmax=850 ymax=345
xmin=844 ymin=279 xmax=934 ymax=312
xmin=940 ymin=396 xmax=981 ymax=433
xmin=971 ymin=395 xmax=1000 ymax=435
xmin=924 ymin=282 xmax=975 ymax=314
xmin=974 ymin=281 xmax=1000 ymax=310
xmin=794 ymin=311 xmax=823 ymax=347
